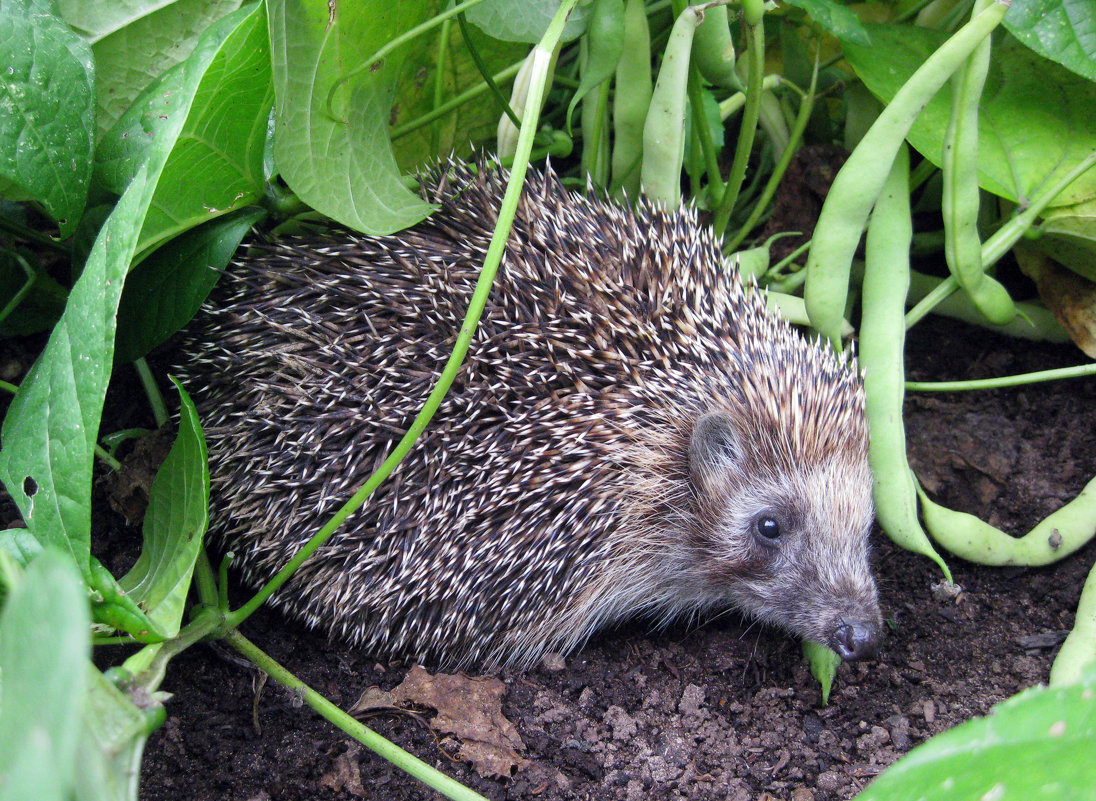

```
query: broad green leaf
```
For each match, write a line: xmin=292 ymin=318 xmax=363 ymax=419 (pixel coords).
xmin=59 ymin=0 xmax=245 ymax=138
xmin=268 ymin=0 xmax=436 ymax=235
xmin=1005 ymin=0 xmax=1096 ymax=82
xmin=114 ymin=207 xmax=265 ymax=364
xmin=73 ymin=667 xmax=159 ymax=801
xmin=96 ymin=4 xmax=273 ymax=259
xmin=845 ymin=25 xmax=1096 ymax=208
xmin=0 ymin=3 xmax=259 ymax=573
xmin=118 ymin=381 xmax=208 ymax=638
xmin=0 ymin=170 xmax=151 ymax=570
xmin=782 ymin=0 xmax=871 ymax=46
xmin=465 ymin=0 xmax=589 ymax=43
xmin=1036 ymin=198 xmax=1096 ymax=283
xmin=389 ymin=15 xmax=528 ymax=170
xmin=0 ymin=528 xmax=42 ymax=567
xmin=855 ymin=676 xmax=1096 ymax=801
xmin=0 ymin=550 xmax=90 ymax=801
xmin=0 ymin=0 xmax=94 ymax=236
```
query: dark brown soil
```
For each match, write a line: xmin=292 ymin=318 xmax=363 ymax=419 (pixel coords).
xmin=109 ymin=315 xmax=1093 ymax=801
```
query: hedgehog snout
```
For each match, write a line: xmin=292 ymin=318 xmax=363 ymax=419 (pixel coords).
xmin=830 ymin=617 xmax=880 ymax=661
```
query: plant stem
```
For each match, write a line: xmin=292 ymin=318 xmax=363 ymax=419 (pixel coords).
xmin=725 ymin=61 xmax=817 ymax=252
xmin=905 ymin=274 xmax=958 ymax=328
xmin=906 ymin=363 xmax=1096 ymax=392
xmin=391 ymin=61 xmax=523 ymax=141
xmin=712 ymin=7 xmax=765 ymax=236
xmin=135 ymin=358 xmax=168 ymax=428
xmin=227 ymin=631 xmax=488 ymax=801
xmin=0 ymin=215 xmax=70 ymax=253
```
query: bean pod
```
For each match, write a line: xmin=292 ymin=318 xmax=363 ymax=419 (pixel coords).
xmin=860 ymin=145 xmax=951 ymax=579
xmin=804 ymin=0 xmax=1009 ymax=348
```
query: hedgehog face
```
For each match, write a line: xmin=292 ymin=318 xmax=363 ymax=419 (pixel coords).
xmin=688 ymin=410 xmax=881 ymax=660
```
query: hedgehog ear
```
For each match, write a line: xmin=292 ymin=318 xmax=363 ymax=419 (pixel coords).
xmin=689 ymin=411 xmax=742 ymax=487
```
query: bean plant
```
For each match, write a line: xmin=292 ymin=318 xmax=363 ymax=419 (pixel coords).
xmin=1 ymin=0 xmax=1095 ymax=799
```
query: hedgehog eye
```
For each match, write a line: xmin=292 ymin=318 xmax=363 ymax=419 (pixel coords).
xmin=754 ymin=516 xmax=781 ymax=541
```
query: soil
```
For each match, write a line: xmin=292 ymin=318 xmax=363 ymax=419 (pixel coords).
xmin=97 ymin=315 xmax=1093 ymax=801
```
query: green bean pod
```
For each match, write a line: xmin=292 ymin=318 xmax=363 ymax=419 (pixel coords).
xmin=566 ymin=0 xmax=624 ymax=136
xmin=803 ymin=0 xmax=1008 ymax=348
xmin=641 ymin=4 xmax=702 ymax=207
xmin=693 ymin=3 xmax=739 ymax=90
xmin=942 ymin=0 xmax=1016 ymax=326
xmin=860 ymin=145 xmax=951 ymax=579
xmin=918 ymin=473 xmax=1096 ymax=567
xmin=1049 ymin=558 xmax=1096 ymax=686
xmin=611 ymin=0 xmax=653 ymax=199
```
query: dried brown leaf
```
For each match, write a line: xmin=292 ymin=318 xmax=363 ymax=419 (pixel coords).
xmin=392 ymin=666 xmax=526 ymax=778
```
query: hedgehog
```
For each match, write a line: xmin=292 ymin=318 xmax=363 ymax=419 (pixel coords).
xmin=174 ymin=161 xmax=881 ymax=671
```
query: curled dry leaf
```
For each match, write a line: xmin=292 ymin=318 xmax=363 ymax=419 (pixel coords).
xmin=391 ymin=666 xmax=526 ymax=779
xmin=1015 ymin=244 xmax=1096 ymax=358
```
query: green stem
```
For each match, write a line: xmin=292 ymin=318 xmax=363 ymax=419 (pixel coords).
xmin=95 ymin=444 xmax=122 ymax=472
xmin=687 ymin=60 xmax=724 ymax=207
xmin=391 ymin=61 xmax=523 ymax=141
xmin=135 ymin=358 xmax=168 ymax=428
xmin=327 ymin=0 xmax=490 ymax=114
xmin=0 ymin=215 xmax=70 ymax=253
xmin=725 ymin=61 xmax=817 ymax=252
xmin=712 ymin=10 xmax=765 ymax=236
xmin=457 ymin=12 xmax=521 ymax=128
xmin=127 ymin=608 xmax=224 ymax=693
xmin=906 ymin=363 xmax=1096 ymax=392
xmin=227 ymin=631 xmax=487 ymax=801
xmin=225 ymin=0 xmax=578 ymax=631
xmin=430 ymin=18 xmax=452 ymax=152
xmin=193 ymin=548 xmax=221 ymax=610
xmin=982 ymin=150 xmax=1096 ymax=268
xmin=905 ymin=274 xmax=958 ymax=328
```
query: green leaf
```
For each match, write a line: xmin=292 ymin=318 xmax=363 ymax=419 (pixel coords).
xmin=389 ymin=15 xmax=528 ymax=170
xmin=0 ymin=0 xmax=94 ymax=236
xmin=118 ymin=380 xmax=208 ymax=639
xmin=845 ymin=25 xmax=1096 ymax=209
xmin=96 ymin=3 xmax=274 ymax=259
xmin=1005 ymin=0 xmax=1096 ymax=82
xmin=465 ymin=0 xmax=589 ymax=43
xmin=0 ymin=528 xmax=43 ymax=567
xmin=855 ymin=676 xmax=1096 ymax=801
xmin=802 ymin=640 xmax=840 ymax=705
xmin=115 ymin=206 xmax=265 ymax=364
xmin=0 ymin=1 xmax=258 ymax=574
xmin=58 ymin=0 xmax=245 ymax=138
xmin=267 ymin=0 xmax=436 ymax=235
xmin=781 ymin=0 xmax=871 ymax=46
xmin=73 ymin=667 xmax=159 ymax=801
xmin=1036 ymin=197 xmax=1096 ymax=283
xmin=0 ymin=550 xmax=90 ymax=801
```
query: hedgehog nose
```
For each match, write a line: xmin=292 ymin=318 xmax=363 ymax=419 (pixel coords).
xmin=832 ymin=619 xmax=879 ymax=661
